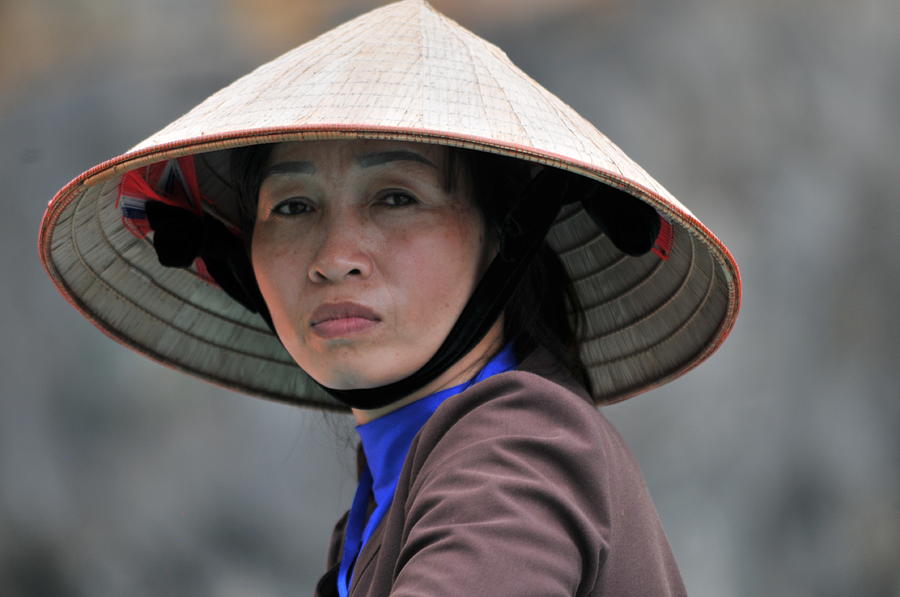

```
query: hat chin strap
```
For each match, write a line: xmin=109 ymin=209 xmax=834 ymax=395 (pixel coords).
xmin=317 ymin=167 xmax=576 ymax=410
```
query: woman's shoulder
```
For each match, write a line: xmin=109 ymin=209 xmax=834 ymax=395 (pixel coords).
xmin=391 ymin=347 xmax=685 ymax=596
xmin=430 ymin=347 xmax=618 ymax=440
xmin=409 ymin=346 xmax=637 ymax=481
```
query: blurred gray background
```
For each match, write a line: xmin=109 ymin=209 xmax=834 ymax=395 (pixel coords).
xmin=3 ymin=0 xmax=898 ymax=595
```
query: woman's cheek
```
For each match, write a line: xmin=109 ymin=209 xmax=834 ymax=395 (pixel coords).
xmin=253 ymin=234 xmax=304 ymax=327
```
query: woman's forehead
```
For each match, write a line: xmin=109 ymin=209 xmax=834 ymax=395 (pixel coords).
xmin=267 ymin=139 xmax=447 ymax=167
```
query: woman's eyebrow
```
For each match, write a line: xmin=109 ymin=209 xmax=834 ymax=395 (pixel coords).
xmin=356 ymin=151 xmax=436 ymax=169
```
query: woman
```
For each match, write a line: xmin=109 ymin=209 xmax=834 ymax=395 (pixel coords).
xmin=39 ymin=1 xmax=741 ymax=595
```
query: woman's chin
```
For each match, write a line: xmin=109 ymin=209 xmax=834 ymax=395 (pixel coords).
xmin=310 ymin=365 xmax=408 ymax=392
xmin=295 ymin=344 xmax=429 ymax=391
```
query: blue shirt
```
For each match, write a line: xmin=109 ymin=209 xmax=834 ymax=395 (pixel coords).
xmin=337 ymin=344 xmax=517 ymax=596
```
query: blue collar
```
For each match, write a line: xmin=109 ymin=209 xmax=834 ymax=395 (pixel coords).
xmin=338 ymin=344 xmax=517 ymax=596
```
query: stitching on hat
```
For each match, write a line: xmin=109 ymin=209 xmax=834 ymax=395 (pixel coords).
xmin=69 ymin=189 xmax=288 ymax=363
xmin=578 ymin=257 xmax=667 ymax=313
xmin=579 ymin=230 xmax=695 ymax=342
xmin=583 ymin=243 xmax=716 ymax=368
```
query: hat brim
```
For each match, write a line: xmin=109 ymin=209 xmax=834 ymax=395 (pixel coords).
xmin=40 ymin=124 xmax=740 ymax=411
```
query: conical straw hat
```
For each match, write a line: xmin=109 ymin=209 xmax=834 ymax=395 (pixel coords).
xmin=39 ymin=0 xmax=741 ymax=411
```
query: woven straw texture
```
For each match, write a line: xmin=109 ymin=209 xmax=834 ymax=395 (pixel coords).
xmin=39 ymin=0 xmax=740 ymax=411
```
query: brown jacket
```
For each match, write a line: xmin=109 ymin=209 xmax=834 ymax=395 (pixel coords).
xmin=315 ymin=349 xmax=686 ymax=596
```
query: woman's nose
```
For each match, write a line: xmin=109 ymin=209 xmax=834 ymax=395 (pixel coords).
xmin=307 ymin=211 xmax=374 ymax=283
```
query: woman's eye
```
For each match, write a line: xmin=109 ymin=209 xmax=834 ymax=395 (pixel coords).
xmin=272 ymin=199 xmax=312 ymax=216
xmin=380 ymin=192 xmax=418 ymax=207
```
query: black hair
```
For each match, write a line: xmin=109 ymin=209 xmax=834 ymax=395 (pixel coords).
xmin=230 ymin=143 xmax=591 ymax=393
xmin=448 ymin=149 xmax=590 ymax=392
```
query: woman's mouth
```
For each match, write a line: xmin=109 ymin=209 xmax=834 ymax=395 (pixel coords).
xmin=309 ymin=302 xmax=381 ymax=339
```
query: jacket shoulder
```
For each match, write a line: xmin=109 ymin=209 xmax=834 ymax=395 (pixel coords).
xmin=413 ymin=367 xmax=627 ymax=475
xmin=389 ymin=367 xmax=685 ymax=596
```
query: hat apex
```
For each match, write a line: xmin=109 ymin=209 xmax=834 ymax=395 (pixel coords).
xmin=129 ymin=0 xmax=684 ymax=219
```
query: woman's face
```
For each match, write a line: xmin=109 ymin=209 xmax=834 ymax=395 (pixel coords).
xmin=252 ymin=139 xmax=499 ymax=396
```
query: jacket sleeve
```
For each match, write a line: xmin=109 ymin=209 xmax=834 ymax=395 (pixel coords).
xmin=387 ymin=373 xmax=612 ymax=597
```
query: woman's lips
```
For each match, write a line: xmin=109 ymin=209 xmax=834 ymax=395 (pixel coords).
xmin=309 ymin=302 xmax=381 ymax=339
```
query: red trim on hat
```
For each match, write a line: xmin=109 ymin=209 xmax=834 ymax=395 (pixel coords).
xmin=652 ymin=217 xmax=674 ymax=261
